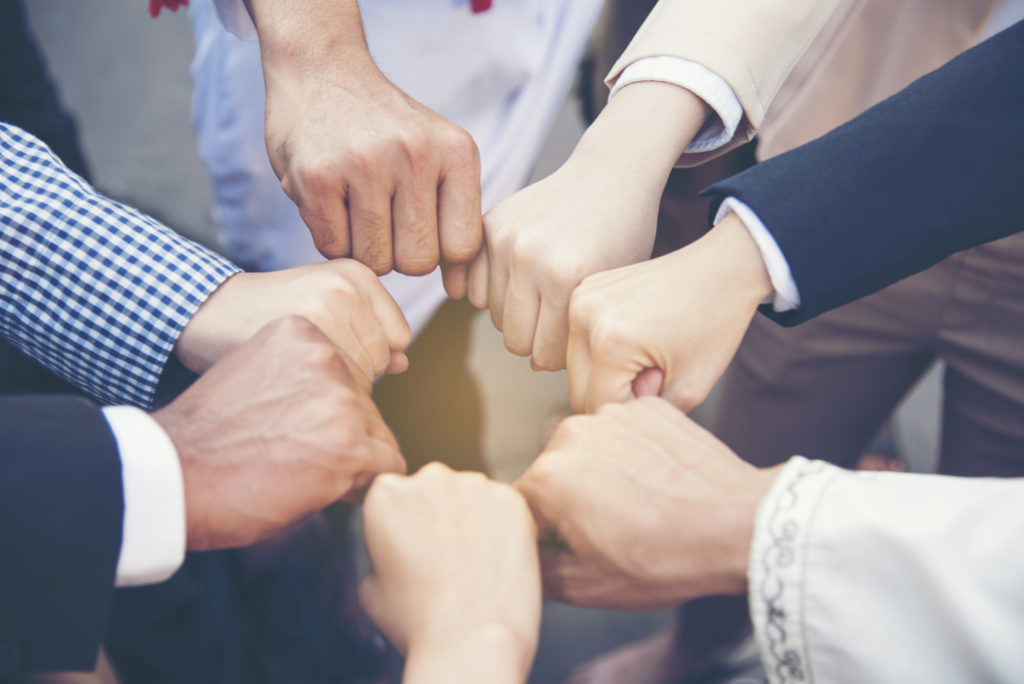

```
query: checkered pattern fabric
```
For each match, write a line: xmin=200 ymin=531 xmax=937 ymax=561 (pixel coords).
xmin=0 ymin=123 xmax=239 ymax=408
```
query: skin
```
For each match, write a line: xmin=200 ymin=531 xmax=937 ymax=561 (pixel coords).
xmin=456 ymin=82 xmax=711 ymax=370
xmin=566 ymin=212 xmax=773 ymax=413
xmin=246 ymin=0 xmax=482 ymax=278
xmin=516 ymin=397 xmax=780 ymax=610
xmin=153 ymin=316 xmax=406 ymax=551
xmin=174 ymin=259 xmax=411 ymax=384
xmin=360 ymin=463 xmax=541 ymax=684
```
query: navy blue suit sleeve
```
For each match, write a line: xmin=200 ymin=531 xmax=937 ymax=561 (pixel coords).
xmin=702 ymin=20 xmax=1024 ymax=325
xmin=0 ymin=395 xmax=123 ymax=676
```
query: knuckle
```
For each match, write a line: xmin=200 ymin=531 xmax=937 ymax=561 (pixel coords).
xmin=444 ymin=125 xmax=479 ymax=160
xmin=397 ymin=242 xmax=440 ymax=276
xmin=417 ymin=461 xmax=454 ymax=480
xmin=568 ymin=284 xmax=600 ymax=325
xmin=346 ymin=140 xmax=388 ymax=179
xmin=588 ymin=316 xmax=629 ymax=356
xmin=364 ymin=472 xmax=403 ymax=509
xmin=396 ymin=131 xmax=432 ymax=169
xmin=295 ymin=160 xmax=338 ymax=192
xmin=270 ymin=314 xmax=321 ymax=341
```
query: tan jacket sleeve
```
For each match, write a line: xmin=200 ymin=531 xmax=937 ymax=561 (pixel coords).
xmin=606 ymin=0 xmax=841 ymax=166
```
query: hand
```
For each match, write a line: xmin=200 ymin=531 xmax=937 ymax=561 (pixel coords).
xmin=153 ymin=316 xmax=406 ymax=551
xmin=360 ymin=463 xmax=541 ymax=684
xmin=456 ymin=83 xmax=709 ymax=370
xmin=567 ymin=213 xmax=772 ymax=413
xmin=252 ymin=0 xmax=482 ymax=276
xmin=175 ymin=259 xmax=411 ymax=384
xmin=515 ymin=397 xmax=777 ymax=610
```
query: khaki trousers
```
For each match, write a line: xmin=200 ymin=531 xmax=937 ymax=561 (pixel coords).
xmin=712 ymin=231 xmax=1024 ymax=478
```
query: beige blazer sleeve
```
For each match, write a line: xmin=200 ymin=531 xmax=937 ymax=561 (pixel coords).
xmin=606 ymin=0 xmax=841 ymax=166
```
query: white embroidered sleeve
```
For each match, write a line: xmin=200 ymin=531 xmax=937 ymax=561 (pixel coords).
xmin=748 ymin=457 xmax=1024 ymax=683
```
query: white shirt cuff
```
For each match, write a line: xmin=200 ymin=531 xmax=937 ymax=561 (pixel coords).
xmin=210 ymin=0 xmax=258 ymax=41
xmin=102 ymin=406 xmax=186 ymax=587
xmin=609 ymin=56 xmax=743 ymax=155
xmin=714 ymin=198 xmax=801 ymax=312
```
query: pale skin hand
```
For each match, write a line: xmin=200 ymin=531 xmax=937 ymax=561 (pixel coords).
xmin=454 ymin=82 xmax=710 ymax=370
xmin=154 ymin=316 xmax=406 ymax=551
xmin=247 ymin=0 xmax=483 ymax=276
xmin=360 ymin=463 xmax=541 ymax=684
xmin=515 ymin=397 xmax=780 ymax=610
xmin=567 ymin=212 xmax=773 ymax=413
xmin=174 ymin=259 xmax=411 ymax=384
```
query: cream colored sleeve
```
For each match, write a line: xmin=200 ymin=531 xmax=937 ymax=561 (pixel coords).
xmin=606 ymin=0 xmax=840 ymax=166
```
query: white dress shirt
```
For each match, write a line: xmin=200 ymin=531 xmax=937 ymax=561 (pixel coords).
xmin=102 ymin=408 xmax=186 ymax=586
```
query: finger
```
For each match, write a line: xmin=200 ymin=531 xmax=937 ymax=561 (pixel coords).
xmin=341 ymin=437 xmax=408 ymax=502
xmin=386 ymin=350 xmax=410 ymax=374
xmin=466 ymin=246 xmax=490 ymax=310
xmin=488 ymin=246 xmax=510 ymax=333
xmin=349 ymin=184 xmax=395 ymax=275
xmin=530 ymin=299 xmax=569 ymax=371
xmin=584 ymin=354 xmax=640 ymax=413
xmin=392 ymin=175 xmax=440 ymax=276
xmin=632 ymin=367 xmax=665 ymax=398
xmin=358 ymin=274 xmax=412 ymax=353
xmin=442 ymin=263 xmax=468 ymax=300
xmin=366 ymin=407 xmax=403 ymax=454
xmin=349 ymin=314 xmax=390 ymax=377
xmin=298 ymin=192 xmax=353 ymax=259
xmin=566 ymin=330 xmax=591 ymax=413
xmin=501 ymin=275 xmax=540 ymax=357
xmin=357 ymin=573 xmax=386 ymax=627
xmin=537 ymin=547 xmax=588 ymax=604
xmin=324 ymin=324 xmax=376 ymax=383
xmin=438 ymin=139 xmax=483 ymax=264
xmin=514 ymin=461 xmax=567 ymax=543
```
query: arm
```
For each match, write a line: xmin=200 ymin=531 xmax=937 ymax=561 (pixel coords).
xmin=234 ymin=0 xmax=482 ymax=275
xmin=0 ymin=317 xmax=407 ymax=677
xmin=0 ymin=124 xmax=410 ymax=408
xmin=463 ymin=0 xmax=841 ymax=369
xmin=566 ymin=20 xmax=1024 ymax=412
xmin=703 ymin=19 xmax=1024 ymax=325
xmin=516 ymin=397 xmax=1024 ymax=682
xmin=607 ymin=0 xmax=841 ymax=166
xmin=360 ymin=464 xmax=540 ymax=684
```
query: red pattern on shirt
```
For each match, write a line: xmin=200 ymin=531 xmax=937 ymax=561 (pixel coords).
xmin=148 ymin=0 xmax=189 ymax=18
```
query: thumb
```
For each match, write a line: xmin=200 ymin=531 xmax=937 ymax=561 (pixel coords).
xmin=632 ymin=367 xmax=665 ymax=398
xmin=442 ymin=263 xmax=469 ymax=300
xmin=358 ymin=572 xmax=380 ymax=617
xmin=385 ymin=350 xmax=409 ymax=374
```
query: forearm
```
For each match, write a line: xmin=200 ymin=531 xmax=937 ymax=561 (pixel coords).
xmin=403 ymin=625 xmax=534 ymax=684
xmin=704 ymin=21 xmax=1024 ymax=324
xmin=0 ymin=124 xmax=239 ymax=408
xmin=246 ymin=0 xmax=374 ymax=71
xmin=570 ymin=81 xmax=709 ymax=194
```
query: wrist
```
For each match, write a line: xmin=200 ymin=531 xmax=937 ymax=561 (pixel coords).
xmin=716 ymin=464 xmax=786 ymax=595
xmin=249 ymin=0 xmax=375 ymax=74
xmin=174 ymin=272 xmax=248 ymax=374
xmin=405 ymin=622 xmax=535 ymax=684
xmin=698 ymin=212 xmax=774 ymax=310
xmin=574 ymin=81 xmax=709 ymax=183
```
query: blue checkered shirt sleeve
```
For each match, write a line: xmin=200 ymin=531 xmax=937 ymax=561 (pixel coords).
xmin=0 ymin=123 xmax=240 ymax=408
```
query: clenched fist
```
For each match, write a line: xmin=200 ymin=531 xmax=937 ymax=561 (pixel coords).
xmin=155 ymin=316 xmax=406 ymax=551
xmin=516 ymin=397 xmax=775 ymax=610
